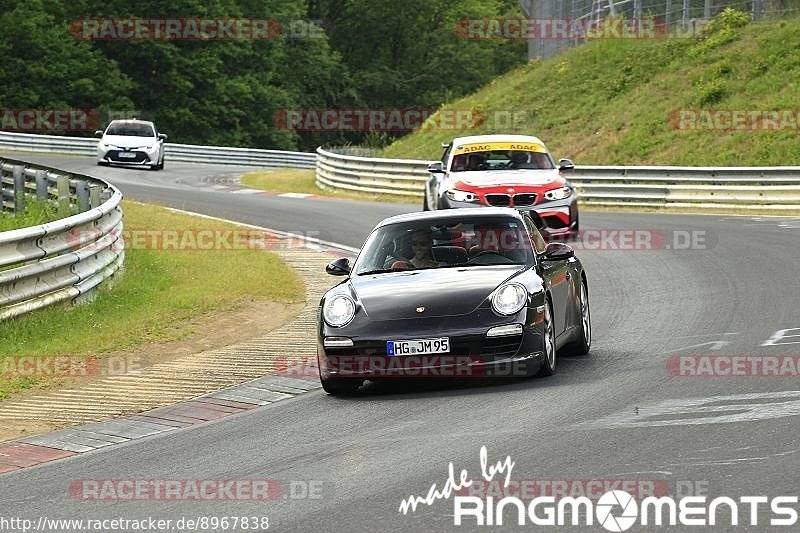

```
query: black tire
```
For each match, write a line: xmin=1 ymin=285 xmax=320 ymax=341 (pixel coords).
xmin=321 ymin=377 xmax=362 ymax=395
xmin=537 ymin=299 xmax=558 ymax=377
xmin=159 ymin=157 xmax=165 ymax=170
xmin=563 ymin=278 xmax=591 ymax=356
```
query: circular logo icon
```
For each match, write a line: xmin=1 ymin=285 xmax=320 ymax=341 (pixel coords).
xmin=595 ymin=490 xmax=638 ymax=532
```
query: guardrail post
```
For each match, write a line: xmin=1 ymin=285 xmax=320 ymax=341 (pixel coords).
xmin=35 ymin=169 xmax=48 ymax=200
xmin=12 ymin=165 xmax=25 ymax=214
xmin=57 ymin=175 xmax=70 ymax=212
xmin=75 ymin=180 xmax=90 ymax=212
xmin=89 ymin=184 xmax=101 ymax=208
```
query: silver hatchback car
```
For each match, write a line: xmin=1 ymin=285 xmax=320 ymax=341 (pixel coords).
xmin=96 ymin=119 xmax=167 ymax=170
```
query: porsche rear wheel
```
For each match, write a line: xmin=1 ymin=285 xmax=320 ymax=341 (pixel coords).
xmin=537 ymin=299 xmax=558 ymax=377
xmin=563 ymin=279 xmax=591 ymax=356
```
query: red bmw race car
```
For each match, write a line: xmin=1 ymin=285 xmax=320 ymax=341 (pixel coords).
xmin=424 ymin=134 xmax=579 ymax=237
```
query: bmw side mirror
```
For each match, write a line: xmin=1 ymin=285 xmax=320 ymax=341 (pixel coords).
xmin=94 ymin=130 xmax=104 ymax=137
xmin=427 ymin=162 xmax=444 ymax=174
xmin=158 ymin=133 xmax=168 ymax=140
xmin=542 ymin=242 xmax=574 ymax=261
xmin=326 ymin=257 xmax=351 ymax=276
xmin=558 ymin=158 xmax=575 ymax=171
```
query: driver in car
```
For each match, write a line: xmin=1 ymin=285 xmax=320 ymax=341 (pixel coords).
xmin=409 ymin=229 xmax=439 ymax=269
xmin=466 ymin=153 xmax=486 ymax=171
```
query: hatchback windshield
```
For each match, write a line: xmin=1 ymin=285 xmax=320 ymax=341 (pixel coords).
xmin=354 ymin=216 xmax=532 ymax=275
xmin=106 ymin=123 xmax=155 ymax=137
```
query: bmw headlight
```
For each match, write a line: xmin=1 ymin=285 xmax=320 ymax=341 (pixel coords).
xmin=544 ymin=186 xmax=572 ymax=201
xmin=446 ymin=189 xmax=480 ymax=203
xmin=323 ymin=295 xmax=356 ymax=327
xmin=491 ymin=283 xmax=527 ymax=316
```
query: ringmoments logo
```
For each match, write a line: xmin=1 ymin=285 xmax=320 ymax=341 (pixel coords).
xmin=398 ymin=447 xmax=800 ymax=529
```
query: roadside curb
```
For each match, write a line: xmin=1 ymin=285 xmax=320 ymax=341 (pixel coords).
xmin=0 ymin=371 xmax=319 ymax=474
xmin=0 ymin=211 xmax=358 ymax=475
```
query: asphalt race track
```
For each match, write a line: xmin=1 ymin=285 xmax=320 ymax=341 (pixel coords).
xmin=2 ymin=155 xmax=800 ymax=532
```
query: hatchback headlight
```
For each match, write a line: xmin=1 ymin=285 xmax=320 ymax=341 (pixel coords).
xmin=544 ymin=186 xmax=572 ymax=201
xmin=323 ymin=295 xmax=356 ymax=327
xmin=491 ymin=283 xmax=527 ymax=316
xmin=446 ymin=189 xmax=480 ymax=203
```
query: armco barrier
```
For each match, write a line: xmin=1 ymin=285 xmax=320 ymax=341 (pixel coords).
xmin=0 ymin=131 xmax=316 ymax=169
xmin=0 ymin=157 xmax=123 ymax=320
xmin=316 ymin=147 xmax=800 ymax=210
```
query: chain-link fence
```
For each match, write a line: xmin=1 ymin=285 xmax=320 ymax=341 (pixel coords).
xmin=518 ymin=0 xmax=800 ymax=58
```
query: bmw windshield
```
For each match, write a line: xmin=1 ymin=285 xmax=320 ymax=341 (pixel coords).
xmin=450 ymin=149 xmax=555 ymax=172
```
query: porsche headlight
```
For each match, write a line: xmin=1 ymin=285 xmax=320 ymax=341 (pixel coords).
xmin=491 ymin=283 xmax=527 ymax=316
xmin=446 ymin=189 xmax=480 ymax=203
xmin=544 ymin=186 xmax=572 ymax=201
xmin=323 ymin=295 xmax=356 ymax=327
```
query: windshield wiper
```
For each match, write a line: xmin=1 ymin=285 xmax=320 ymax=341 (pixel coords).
xmin=357 ymin=268 xmax=395 ymax=276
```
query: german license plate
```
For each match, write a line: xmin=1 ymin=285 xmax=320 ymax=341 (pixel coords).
xmin=387 ymin=338 xmax=450 ymax=356
xmin=118 ymin=152 xmax=137 ymax=158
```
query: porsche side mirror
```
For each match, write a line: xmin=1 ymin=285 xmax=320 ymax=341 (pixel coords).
xmin=326 ymin=257 xmax=351 ymax=276
xmin=558 ymin=158 xmax=575 ymax=171
xmin=94 ymin=130 xmax=104 ymax=137
xmin=158 ymin=133 xmax=168 ymax=140
xmin=542 ymin=242 xmax=574 ymax=261
xmin=427 ymin=162 xmax=445 ymax=174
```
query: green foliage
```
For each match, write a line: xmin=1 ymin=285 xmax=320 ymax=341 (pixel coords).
xmin=689 ymin=9 xmax=751 ymax=56
xmin=0 ymin=0 xmax=525 ymax=151
xmin=383 ymin=12 xmax=800 ymax=167
xmin=0 ymin=200 xmax=78 ymax=232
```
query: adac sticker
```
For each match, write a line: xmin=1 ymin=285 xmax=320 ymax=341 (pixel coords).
xmin=453 ymin=142 xmax=546 ymax=155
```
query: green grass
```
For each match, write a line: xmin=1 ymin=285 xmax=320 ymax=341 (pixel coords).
xmin=382 ymin=11 xmax=800 ymax=167
xmin=0 ymin=200 xmax=305 ymax=399
xmin=0 ymin=200 xmax=77 ymax=232
xmin=241 ymin=168 xmax=417 ymax=204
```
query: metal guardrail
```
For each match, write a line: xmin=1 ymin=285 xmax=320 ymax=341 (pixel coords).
xmin=0 ymin=131 xmax=316 ymax=169
xmin=0 ymin=157 xmax=123 ymax=320
xmin=316 ymin=147 xmax=800 ymax=210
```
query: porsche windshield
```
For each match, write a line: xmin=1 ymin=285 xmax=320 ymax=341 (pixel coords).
xmin=354 ymin=216 xmax=532 ymax=275
xmin=450 ymin=150 xmax=554 ymax=172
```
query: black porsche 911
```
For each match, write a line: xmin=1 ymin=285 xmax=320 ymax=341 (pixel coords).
xmin=317 ymin=208 xmax=591 ymax=395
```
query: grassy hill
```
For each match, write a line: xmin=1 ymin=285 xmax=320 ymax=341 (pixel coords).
xmin=382 ymin=10 xmax=800 ymax=166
